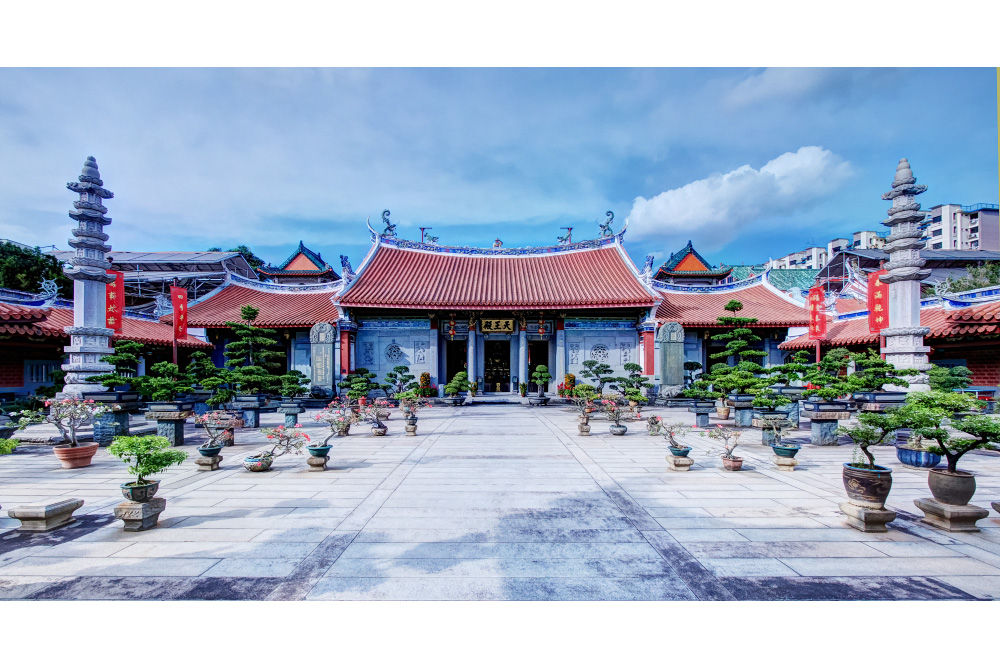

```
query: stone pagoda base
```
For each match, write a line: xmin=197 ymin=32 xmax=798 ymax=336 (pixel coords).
xmin=840 ymin=502 xmax=896 ymax=533
xmin=114 ymin=497 xmax=166 ymax=532
xmin=913 ymin=498 xmax=989 ymax=532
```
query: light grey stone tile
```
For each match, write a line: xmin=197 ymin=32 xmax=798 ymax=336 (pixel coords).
xmin=354 ymin=528 xmax=646 ymax=543
xmin=654 ymin=516 xmax=827 ymax=529
xmin=780 ymin=557 xmax=1000 ymax=577
xmin=701 ymin=558 xmax=800 ymax=577
xmin=250 ymin=528 xmax=336 ymax=543
xmin=736 ymin=528 xmax=921 ymax=543
xmin=0 ymin=556 xmax=219 ymax=577
xmin=865 ymin=541 xmax=967 ymax=558
xmin=113 ymin=541 xmax=318 ymax=559
xmin=75 ymin=527 xmax=264 ymax=542
xmin=338 ymin=541 xmax=662 ymax=560
xmin=33 ymin=542 xmax=135 ymax=558
xmin=201 ymin=558 xmax=302 ymax=578
xmin=0 ymin=575 xmax=66 ymax=599
xmin=934 ymin=575 xmax=1000 ymax=600
xmin=665 ymin=529 xmax=750 ymax=543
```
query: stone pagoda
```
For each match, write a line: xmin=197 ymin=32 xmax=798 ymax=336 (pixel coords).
xmin=58 ymin=157 xmax=117 ymax=398
xmin=880 ymin=158 xmax=932 ymax=391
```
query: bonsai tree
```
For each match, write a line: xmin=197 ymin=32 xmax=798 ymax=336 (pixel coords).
xmin=662 ymin=421 xmax=690 ymax=449
xmin=600 ymin=394 xmax=627 ymax=426
xmin=769 ymin=350 xmax=812 ymax=387
xmin=571 ymin=385 xmax=597 ymax=420
xmin=698 ymin=424 xmax=743 ymax=459
xmin=802 ymin=347 xmax=853 ymax=401
xmin=444 ymin=371 xmax=470 ymax=397
xmin=279 ymin=369 xmax=311 ymax=398
xmin=616 ymin=362 xmax=652 ymax=404
xmin=361 ymin=398 xmax=392 ymax=429
xmin=838 ymin=419 xmax=896 ymax=468
xmin=108 ymin=434 xmax=187 ymax=486
xmin=531 ymin=364 xmax=553 ymax=397
xmin=927 ymin=365 xmax=973 ymax=392
xmin=683 ymin=361 xmax=702 ymax=387
xmin=220 ymin=305 xmax=286 ymax=399
xmin=194 ymin=411 xmax=244 ymax=447
xmin=15 ymin=398 xmax=109 ymax=446
xmin=385 ymin=365 xmax=418 ymax=397
xmin=314 ymin=399 xmax=360 ymax=443
xmin=846 ymin=348 xmax=918 ymax=393
xmin=141 ymin=361 xmax=193 ymax=402
xmin=186 ymin=351 xmax=219 ymax=388
xmin=395 ymin=390 xmax=430 ymax=416
xmin=579 ymin=360 xmax=616 ymax=396
xmin=86 ymin=339 xmax=145 ymax=390
xmin=898 ymin=391 xmax=999 ymax=473
xmin=254 ymin=425 xmax=310 ymax=460
xmin=685 ymin=300 xmax=772 ymax=401
xmin=341 ymin=368 xmax=380 ymax=402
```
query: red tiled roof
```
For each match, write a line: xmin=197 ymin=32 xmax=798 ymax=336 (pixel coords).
xmin=779 ymin=302 xmax=1000 ymax=350
xmin=0 ymin=303 xmax=211 ymax=348
xmin=655 ymin=284 xmax=810 ymax=327
xmin=165 ymin=284 xmax=340 ymax=328
xmin=258 ymin=267 xmax=335 ymax=277
xmin=834 ymin=298 xmax=867 ymax=313
xmin=340 ymin=246 xmax=655 ymax=309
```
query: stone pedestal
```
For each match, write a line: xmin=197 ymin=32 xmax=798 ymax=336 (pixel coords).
xmin=773 ymin=456 xmax=799 ymax=472
xmin=840 ymin=502 xmax=896 ymax=533
xmin=93 ymin=409 xmax=132 ymax=446
xmin=779 ymin=401 xmax=800 ymax=428
xmin=241 ymin=407 xmax=262 ymax=428
xmin=809 ymin=415 xmax=849 ymax=446
xmin=666 ymin=455 xmax=693 ymax=471
xmin=913 ymin=498 xmax=989 ymax=532
xmin=195 ymin=455 xmax=222 ymax=471
xmin=7 ymin=499 xmax=84 ymax=532
xmin=577 ymin=425 xmax=591 ymax=436
xmin=278 ymin=406 xmax=305 ymax=428
xmin=992 ymin=501 xmax=1000 ymax=515
xmin=145 ymin=411 xmax=192 ymax=447
xmin=405 ymin=424 xmax=417 ymax=436
xmin=114 ymin=497 xmax=166 ymax=531
xmin=689 ymin=407 xmax=712 ymax=427
xmin=307 ymin=455 xmax=329 ymax=471
xmin=733 ymin=407 xmax=753 ymax=427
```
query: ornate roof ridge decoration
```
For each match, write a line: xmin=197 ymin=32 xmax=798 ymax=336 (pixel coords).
xmin=652 ymin=270 xmax=764 ymax=294
xmin=364 ymin=215 xmax=629 ymax=257
xmin=655 ymin=239 xmax=726 ymax=277
xmin=225 ymin=270 xmax=343 ymax=294
xmin=261 ymin=240 xmax=339 ymax=277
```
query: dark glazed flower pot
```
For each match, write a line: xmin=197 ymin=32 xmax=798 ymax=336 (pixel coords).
xmin=198 ymin=445 xmax=223 ymax=458
xmin=609 ymin=424 xmax=627 ymax=436
xmin=928 ymin=469 xmax=976 ymax=506
xmin=772 ymin=445 xmax=800 ymax=458
xmin=668 ymin=446 xmax=691 ymax=457
xmin=842 ymin=464 xmax=892 ymax=508
xmin=371 ymin=426 xmax=388 ymax=436
xmin=121 ymin=480 xmax=160 ymax=502
xmin=306 ymin=445 xmax=333 ymax=457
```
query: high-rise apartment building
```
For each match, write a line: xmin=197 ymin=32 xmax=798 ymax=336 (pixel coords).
xmin=923 ymin=203 xmax=999 ymax=251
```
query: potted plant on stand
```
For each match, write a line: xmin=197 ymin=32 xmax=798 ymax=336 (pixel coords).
xmin=529 ymin=364 xmax=553 ymax=405
xmin=699 ymin=424 xmax=744 ymax=471
xmin=219 ymin=305 xmax=287 ymax=427
xmin=385 ymin=365 xmax=419 ymax=399
xmin=518 ymin=382 xmax=528 ymax=398
xmin=195 ymin=411 xmax=244 ymax=452
xmin=579 ymin=360 xmax=616 ymax=397
xmin=443 ymin=371 xmax=470 ymax=406
xmin=663 ymin=422 xmax=691 ymax=457
xmin=14 ymin=398 xmax=109 ymax=468
xmin=847 ymin=348 xmax=918 ymax=410
xmin=837 ymin=414 xmax=902 ymax=532
xmin=396 ymin=390 xmax=430 ymax=435
xmin=601 ymin=395 xmax=628 ymax=436
xmin=572 ymin=386 xmax=597 ymax=436
xmin=108 ymin=434 xmax=187 ymax=531
xmin=903 ymin=391 xmax=1000 ymax=531
xmin=362 ymin=398 xmax=391 ymax=436
xmin=243 ymin=424 xmax=310 ymax=472
xmin=314 ymin=399 xmax=359 ymax=441
xmin=801 ymin=349 xmax=855 ymax=446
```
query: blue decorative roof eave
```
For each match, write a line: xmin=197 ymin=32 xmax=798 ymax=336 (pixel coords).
xmin=273 ymin=240 xmax=335 ymax=274
xmin=658 ymin=240 xmax=722 ymax=273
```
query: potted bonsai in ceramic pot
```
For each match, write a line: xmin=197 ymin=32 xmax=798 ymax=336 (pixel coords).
xmin=396 ymin=390 xmax=430 ymax=435
xmin=14 ymin=398 xmax=109 ymax=469
xmin=662 ymin=422 xmax=691 ymax=457
xmin=443 ymin=371 xmax=470 ymax=406
xmin=837 ymin=412 xmax=901 ymax=510
xmin=847 ymin=348 xmax=918 ymax=408
xmin=601 ymin=395 xmax=628 ymax=435
xmin=362 ymin=398 xmax=391 ymax=436
xmin=579 ymin=360 xmax=617 ymax=397
xmin=141 ymin=361 xmax=195 ymax=412
xmin=244 ymin=425 xmax=310 ymax=472
xmin=902 ymin=391 xmax=1000 ymax=506
xmin=314 ymin=399 xmax=360 ymax=441
xmin=529 ymin=365 xmax=553 ymax=405
xmin=894 ymin=432 xmax=943 ymax=469
xmin=83 ymin=339 xmax=145 ymax=404
xmin=572 ymin=386 xmax=597 ymax=435
xmin=279 ymin=369 xmax=311 ymax=406
xmin=801 ymin=348 xmax=852 ymax=407
xmin=194 ymin=410 xmax=244 ymax=455
xmin=108 ymin=434 xmax=187 ymax=502
xmin=699 ymin=424 xmax=744 ymax=471
xmin=385 ymin=365 xmax=419 ymax=400
xmin=617 ymin=363 xmax=652 ymax=408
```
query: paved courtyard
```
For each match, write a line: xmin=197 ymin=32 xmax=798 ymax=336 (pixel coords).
xmin=2 ymin=404 xmax=999 ymax=601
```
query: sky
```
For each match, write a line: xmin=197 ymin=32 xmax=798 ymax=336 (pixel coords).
xmin=0 ymin=67 xmax=996 ymax=274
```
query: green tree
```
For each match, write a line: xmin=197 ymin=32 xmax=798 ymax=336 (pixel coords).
xmin=87 ymin=340 xmax=145 ymax=389
xmin=384 ymin=365 xmax=418 ymax=397
xmin=0 ymin=242 xmax=72 ymax=295
xmin=531 ymin=364 xmax=553 ymax=398
xmin=208 ymin=245 xmax=266 ymax=271
xmin=939 ymin=261 xmax=1000 ymax=293
xmin=108 ymin=435 xmax=187 ymax=485
xmin=615 ymin=362 xmax=652 ymax=403
xmin=216 ymin=305 xmax=286 ymax=401
xmin=579 ymin=360 xmax=616 ymax=395
xmin=444 ymin=371 xmax=470 ymax=397
xmin=686 ymin=299 xmax=776 ymax=401
xmin=927 ymin=365 xmax=973 ymax=391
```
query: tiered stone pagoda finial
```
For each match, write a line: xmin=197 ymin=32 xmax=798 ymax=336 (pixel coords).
xmin=880 ymin=158 xmax=932 ymax=391
xmin=59 ymin=156 xmax=117 ymax=398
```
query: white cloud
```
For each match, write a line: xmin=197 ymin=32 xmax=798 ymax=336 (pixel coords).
xmin=625 ymin=146 xmax=853 ymax=252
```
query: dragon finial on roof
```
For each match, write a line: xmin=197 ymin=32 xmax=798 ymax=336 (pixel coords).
xmin=599 ymin=211 xmax=614 ymax=237
xmin=381 ymin=210 xmax=397 ymax=237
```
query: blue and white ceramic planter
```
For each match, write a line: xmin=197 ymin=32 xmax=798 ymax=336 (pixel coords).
xmin=894 ymin=446 xmax=942 ymax=469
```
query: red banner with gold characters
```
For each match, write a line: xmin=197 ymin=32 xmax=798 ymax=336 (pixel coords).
xmin=171 ymin=286 xmax=188 ymax=341
xmin=807 ymin=286 xmax=826 ymax=340
xmin=105 ymin=270 xmax=124 ymax=332
xmin=867 ymin=269 xmax=889 ymax=334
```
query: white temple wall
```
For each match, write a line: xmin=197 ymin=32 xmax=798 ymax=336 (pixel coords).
xmin=564 ymin=321 xmax=640 ymax=385
xmin=354 ymin=320 xmax=436 ymax=388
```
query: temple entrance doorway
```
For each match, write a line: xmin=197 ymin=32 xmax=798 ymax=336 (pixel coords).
xmin=484 ymin=340 xmax=511 ymax=393
xmin=528 ymin=340 xmax=550 ymax=394
xmin=445 ymin=339 xmax=467 ymax=384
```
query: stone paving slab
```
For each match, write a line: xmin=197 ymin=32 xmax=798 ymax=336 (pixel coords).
xmin=2 ymin=405 xmax=1000 ymax=600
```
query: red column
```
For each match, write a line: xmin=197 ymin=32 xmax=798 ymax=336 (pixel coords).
xmin=340 ymin=330 xmax=350 ymax=375
xmin=642 ymin=330 xmax=655 ymax=375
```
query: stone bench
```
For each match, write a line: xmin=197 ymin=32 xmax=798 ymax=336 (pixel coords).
xmin=7 ymin=499 xmax=85 ymax=532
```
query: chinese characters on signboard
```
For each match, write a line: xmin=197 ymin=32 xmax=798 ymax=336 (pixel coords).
xmin=867 ymin=269 xmax=889 ymax=334
xmin=171 ymin=286 xmax=187 ymax=341
xmin=105 ymin=270 xmax=124 ymax=332
xmin=807 ymin=286 xmax=826 ymax=340
xmin=480 ymin=319 xmax=514 ymax=332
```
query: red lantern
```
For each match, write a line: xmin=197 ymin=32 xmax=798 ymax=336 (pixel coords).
xmin=448 ymin=314 xmax=456 ymax=340
xmin=537 ymin=316 xmax=545 ymax=336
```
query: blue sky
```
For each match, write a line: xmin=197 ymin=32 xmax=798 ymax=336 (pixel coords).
xmin=0 ymin=67 xmax=996 ymax=273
